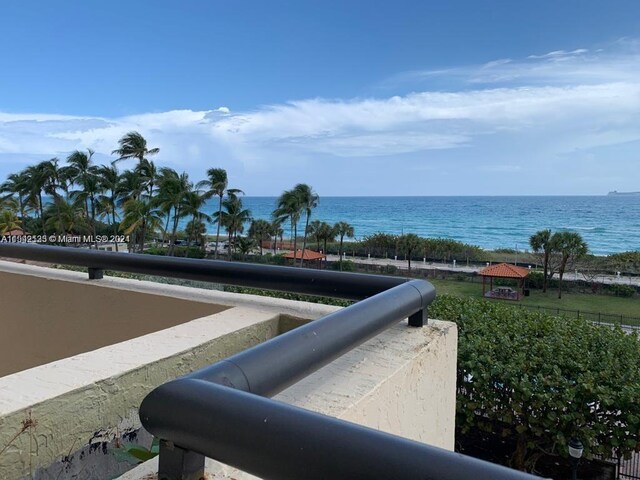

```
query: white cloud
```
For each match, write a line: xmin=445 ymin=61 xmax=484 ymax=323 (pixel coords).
xmin=1 ymin=39 xmax=640 ymax=194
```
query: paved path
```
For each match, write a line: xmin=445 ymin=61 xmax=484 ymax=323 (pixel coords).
xmin=324 ymin=254 xmax=640 ymax=287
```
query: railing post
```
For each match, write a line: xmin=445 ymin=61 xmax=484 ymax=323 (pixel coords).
xmin=157 ymin=440 xmax=205 ymax=480
xmin=408 ymin=308 xmax=427 ymax=327
xmin=88 ymin=267 xmax=103 ymax=280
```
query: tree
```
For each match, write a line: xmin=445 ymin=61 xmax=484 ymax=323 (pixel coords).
xmin=197 ymin=168 xmax=242 ymax=259
xmin=293 ymin=184 xmax=319 ymax=267
xmin=0 ymin=210 xmax=21 ymax=234
xmin=307 ymin=220 xmax=323 ymax=251
xmin=155 ymin=169 xmax=192 ymax=255
xmin=430 ymin=295 xmax=640 ymax=473
xmin=397 ymin=233 xmax=422 ymax=273
xmin=273 ymin=189 xmax=302 ymax=261
xmin=248 ymin=219 xmax=272 ymax=255
xmin=96 ymin=164 xmax=121 ymax=251
xmin=551 ymin=231 xmax=588 ymax=299
xmin=214 ymin=195 xmax=251 ymax=259
xmin=68 ymin=150 xmax=101 ymax=248
xmin=120 ymin=198 xmax=163 ymax=253
xmin=529 ymin=229 xmax=553 ymax=293
xmin=0 ymin=171 xmax=30 ymax=226
xmin=334 ymin=221 xmax=354 ymax=271
xmin=112 ymin=131 xmax=159 ymax=166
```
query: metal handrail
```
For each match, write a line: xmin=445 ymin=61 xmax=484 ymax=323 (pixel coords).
xmin=0 ymin=244 xmax=539 ymax=479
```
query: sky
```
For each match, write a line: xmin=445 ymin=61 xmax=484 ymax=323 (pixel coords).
xmin=1 ymin=0 xmax=640 ymax=196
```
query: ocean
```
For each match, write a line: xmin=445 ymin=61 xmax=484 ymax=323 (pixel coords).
xmin=192 ymin=196 xmax=640 ymax=256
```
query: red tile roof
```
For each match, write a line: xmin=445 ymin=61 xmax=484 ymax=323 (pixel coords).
xmin=282 ymin=249 xmax=326 ymax=260
xmin=479 ymin=263 xmax=530 ymax=278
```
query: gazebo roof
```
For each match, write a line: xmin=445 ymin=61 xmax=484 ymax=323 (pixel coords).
xmin=282 ymin=249 xmax=326 ymax=261
xmin=479 ymin=263 xmax=530 ymax=279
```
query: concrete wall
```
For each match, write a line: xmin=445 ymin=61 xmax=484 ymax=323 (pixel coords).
xmin=0 ymin=269 xmax=228 ymax=377
xmin=0 ymin=261 xmax=457 ymax=480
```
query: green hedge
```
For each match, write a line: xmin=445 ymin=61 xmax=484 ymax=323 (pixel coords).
xmin=430 ymin=295 xmax=640 ymax=472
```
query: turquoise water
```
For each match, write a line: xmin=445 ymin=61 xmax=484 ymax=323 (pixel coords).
xmin=194 ymin=196 xmax=640 ymax=256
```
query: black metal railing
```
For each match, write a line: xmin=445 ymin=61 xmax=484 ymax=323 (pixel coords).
xmin=0 ymin=244 xmax=541 ymax=480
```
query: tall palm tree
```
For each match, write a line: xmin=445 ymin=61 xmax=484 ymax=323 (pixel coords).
xmin=155 ymin=169 xmax=192 ymax=255
xmin=307 ymin=220 xmax=323 ymax=251
xmin=67 ymin=149 xmax=95 ymax=217
xmin=273 ymin=189 xmax=302 ymax=261
xmin=529 ymin=229 xmax=553 ymax=293
xmin=183 ymin=190 xmax=211 ymax=245
xmin=334 ymin=221 xmax=355 ymax=271
xmin=197 ymin=168 xmax=242 ymax=259
xmin=136 ymin=159 xmax=159 ymax=199
xmin=551 ymin=231 xmax=588 ymax=299
xmin=293 ymin=184 xmax=319 ymax=267
xmin=23 ymin=164 xmax=49 ymax=235
xmin=112 ymin=131 xmax=160 ymax=166
xmin=270 ymin=218 xmax=284 ymax=253
xmin=214 ymin=195 xmax=251 ymax=259
xmin=97 ymin=164 xmax=121 ymax=251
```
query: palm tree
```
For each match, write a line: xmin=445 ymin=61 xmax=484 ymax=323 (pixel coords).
xmin=334 ymin=221 xmax=355 ymax=271
xmin=551 ymin=231 xmax=588 ymax=299
xmin=44 ymin=198 xmax=87 ymax=242
xmin=398 ymin=233 xmax=422 ymax=273
xmin=529 ymin=229 xmax=553 ymax=293
xmin=293 ymin=184 xmax=319 ymax=267
xmin=96 ymin=164 xmax=121 ymax=251
xmin=214 ymin=195 xmax=251 ymax=259
xmin=270 ymin=218 xmax=284 ymax=253
xmin=68 ymin=150 xmax=102 ymax=248
xmin=23 ymin=163 xmax=49 ymax=235
xmin=112 ymin=131 xmax=159 ymax=166
xmin=0 ymin=171 xmax=30 ymax=226
xmin=136 ymin=159 xmax=159 ymax=199
xmin=66 ymin=149 xmax=95 ymax=217
xmin=0 ymin=210 xmax=21 ymax=234
xmin=248 ymin=219 xmax=272 ymax=255
xmin=273 ymin=189 xmax=302 ymax=260
xmin=317 ymin=222 xmax=336 ymax=257
xmin=120 ymin=198 xmax=163 ymax=253
xmin=183 ymin=190 xmax=211 ymax=245
xmin=197 ymin=168 xmax=242 ymax=259
xmin=155 ymin=169 xmax=192 ymax=255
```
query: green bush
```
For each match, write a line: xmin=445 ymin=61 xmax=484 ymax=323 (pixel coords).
xmin=606 ymin=284 xmax=636 ymax=298
xmin=331 ymin=260 xmax=355 ymax=272
xmin=430 ymin=295 xmax=640 ymax=472
xmin=382 ymin=264 xmax=398 ymax=275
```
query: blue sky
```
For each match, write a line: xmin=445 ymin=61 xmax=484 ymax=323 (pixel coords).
xmin=1 ymin=0 xmax=640 ymax=195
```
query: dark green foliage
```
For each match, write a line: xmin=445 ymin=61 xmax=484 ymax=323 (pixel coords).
xmin=382 ymin=264 xmax=398 ymax=274
xmin=606 ymin=284 xmax=636 ymax=298
xmin=145 ymin=246 xmax=204 ymax=258
xmin=331 ymin=260 xmax=355 ymax=272
xmin=430 ymin=295 xmax=640 ymax=472
xmin=223 ymin=286 xmax=352 ymax=307
xmin=607 ymin=251 xmax=640 ymax=274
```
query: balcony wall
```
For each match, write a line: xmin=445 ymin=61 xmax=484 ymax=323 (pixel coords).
xmin=0 ymin=261 xmax=456 ymax=480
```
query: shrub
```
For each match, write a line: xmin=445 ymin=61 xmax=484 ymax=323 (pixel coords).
xmin=430 ymin=295 xmax=640 ymax=472
xmin=607 ymin=284 xmax=636 ymax=298
xmin=382 ymin=264 xmax=398 ymax=275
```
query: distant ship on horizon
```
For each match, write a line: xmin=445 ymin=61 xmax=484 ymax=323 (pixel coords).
xmin=608 ymin=190 xmax=640 ymax=196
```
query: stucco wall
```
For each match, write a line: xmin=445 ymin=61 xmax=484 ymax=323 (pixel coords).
xmin=0 ymin=269 xmax=228 ymax=377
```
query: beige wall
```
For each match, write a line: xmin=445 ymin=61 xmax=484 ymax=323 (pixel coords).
xmin=0 ymin=270 xmax=227 ymax=377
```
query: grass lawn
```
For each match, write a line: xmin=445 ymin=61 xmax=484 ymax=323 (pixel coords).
xmin=428 ymin=277 xmax=640 ymax=326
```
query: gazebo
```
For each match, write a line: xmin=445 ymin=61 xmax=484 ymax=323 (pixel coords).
xmin=479 ymin=263 xmax=530 ymax=301
xmin=282 ymin=249 xmax=326 ymax=268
